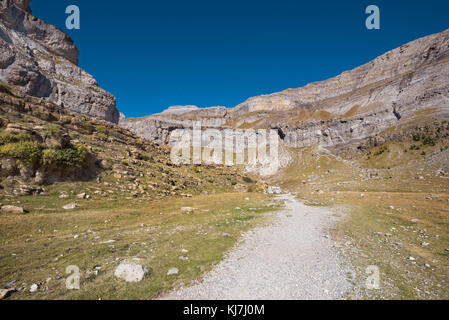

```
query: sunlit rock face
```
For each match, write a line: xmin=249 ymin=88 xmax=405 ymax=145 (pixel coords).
xmin=121 ymin=28 xmax=449 ymax=151
xmin=0 ymin=0 xmax=119 ymax=123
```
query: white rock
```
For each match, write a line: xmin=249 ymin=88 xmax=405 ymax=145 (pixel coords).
xmin=114 ymin=263 xmax=148 ymax=283
xmin=181 ymin=207 xmax=196 ymax=214
xmin=167 ymin=268 xmax=179 ymax=276
xmin=1 ymin=205 xmax=24 ymax=214
xmin=63 ymin=203 xmax=77 ymax=210
xmin=29 ymin=284 xmax=38 ymax=293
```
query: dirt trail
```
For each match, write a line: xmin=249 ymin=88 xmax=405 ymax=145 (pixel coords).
xmin=162 ymin=194 xmax=353 ymax=300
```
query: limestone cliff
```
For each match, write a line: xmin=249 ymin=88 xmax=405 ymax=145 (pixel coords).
xmin=121 ymin=28 xmax=449 ymax=150
xmin=0 ymin=0 xmax=119 ymax=123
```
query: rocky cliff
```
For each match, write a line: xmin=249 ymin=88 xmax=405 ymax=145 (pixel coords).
xmin=0 ymin=0 xmax=119 ymax=123
xmin=121 ymin=28 xmax=449 ymax=151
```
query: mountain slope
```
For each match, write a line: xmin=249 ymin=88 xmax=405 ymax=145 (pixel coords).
xmin=0 ymin=0 xmax=119 ymax=123
xmin=121 ymin=28 xmax=449 ymax=152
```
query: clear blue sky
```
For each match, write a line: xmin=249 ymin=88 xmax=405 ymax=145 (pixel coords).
xmin=31 ymin=0 xmax=449 ymax=118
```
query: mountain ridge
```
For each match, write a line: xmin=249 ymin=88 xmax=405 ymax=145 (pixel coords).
xmin=120 ymin=27 xmax=449 ymax=151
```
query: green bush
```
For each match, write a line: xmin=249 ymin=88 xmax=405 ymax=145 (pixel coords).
xmin=97 ymin=132 xmax=108 ymax=141
xmin=42 ymin=144 xmax=89 ymax=168
xmin=95 ymin=125 xmax=108 ymax=135
xmin=422 ymin=136 xmax=436 ymax=146
xmin=243 ymin=176 xmax=254 ymax=184
xmin=82 ymin=121 xmax=94 ymax=134
xmin=0 ymin=141 xmax=43 ymax=163
xmin=43 ymin=124 xmax=61 ymax=138
xmin=374 ymin=146 xmax=388 ymax=156
xmin=0 ymin=132 xmax=34 ymax=145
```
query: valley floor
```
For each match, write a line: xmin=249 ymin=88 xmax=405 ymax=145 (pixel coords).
xmin=162 ymin=194 xmax=352 ymax=300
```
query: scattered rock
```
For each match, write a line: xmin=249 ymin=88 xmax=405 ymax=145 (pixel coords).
xmin=62 ymin=203 xmax=77 ymax=210
xmin=181 ymin=207 xmax=196 ymax=214
xmin=167 ymin=268 xmax=179 ymax=276
xmin=5 ymin=280 xmax=17 ymax=289
xmin=1 ymin=205 xmax=24 ymax=214
xmin=266 ymin=186 xmax=282 ymax=194
xmin=29 ymin=284 xmax=38 ymax=292
xmin=179 ymin=256 xmax=189 ymax=261
xmin=114 ymin=263 xmax=148 ymax=283
xmin=77 ymin=193 xmax=88 ymax=199
xmin=222 ymin=233 xmax=232 ymax=237
xmin=408 ymin=257 xmax=416 ymax=261
xmin=98 ymin=159 xmax=112 ymax=170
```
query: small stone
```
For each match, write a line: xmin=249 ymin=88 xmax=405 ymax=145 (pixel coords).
xmin=222 ymin=233 xmax=231 ymax=237
xmin=181 ymin=207 xmax=196 ymax=214
xmin=408 ymin=257 xmax=416 ymax=261
xmin=181 ymin=249 xmax=189 ymax=253
xmin=62 ymin=203 xmax=77 ymax=210
xmin=421 ymin=242 xmax=429 ymax=247
xmin=167 ymin=268 xmax=179 ymax=276
xmin=5 ymin=280 xmax=17 ymax=289
xmin=77 ymin=193 xmax=87 ymax=199
xmin=1 ymin=205 xmax=24 ymax=214
xmin=179 ymin=256 xmax=189 ymax=261
xmin=29 ymin=284 xmax=38 ymax=292
xmin=74 ymin=235 xmax=79 ymax=239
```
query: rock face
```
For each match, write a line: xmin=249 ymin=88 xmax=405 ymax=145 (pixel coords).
xmin=121 ymin=28 xmax=449 ymax=150
xmin=0 ymin=0 xmax=119 ymax=123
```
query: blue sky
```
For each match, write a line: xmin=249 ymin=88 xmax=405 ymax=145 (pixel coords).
xmin=31 ymin=0 xmax=449 ymax=118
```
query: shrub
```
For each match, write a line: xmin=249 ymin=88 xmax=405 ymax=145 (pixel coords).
xmin=41 ymin=144 xmax=89 ymax=168
xmin=374 ymin=146 xmax=388 ymax=156
xmin=61 ymin=116 xmax=72 ymax=124
xmin=82 ymin=121 xmax=94 ymax=134
xmin=0 ymin=141 xmax=43 ymax=163
xmin=97 ymin=132 xmax=108 ymax=141
xmin=242 ymin=176 xmax=254 ymax=184
xmin=422 ymin=136 xmax=436 ymax=146
xmin=43 ymin=124 xmax=61 ymax=138
xmin=0 ymin=132 xmax=34 ymax=145
xmin=95 ymin=125 xmax=108 ymax=135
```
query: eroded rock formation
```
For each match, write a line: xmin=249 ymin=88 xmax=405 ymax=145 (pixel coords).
xmin=121 ymin=28 xmax=449 ymax=150
xmin=0 ymin=0 xmax=119 ymax=123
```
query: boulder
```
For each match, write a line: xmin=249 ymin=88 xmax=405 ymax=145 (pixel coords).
xmin=167 ymin=268 xmax=179 ymax=276
xmin=62 ymin=203 xmax=77 ymax=210
xmin=1 ymin=205 xmax=24 ymax=214
xmin=114 ymin=263 xmax=148 ymax=283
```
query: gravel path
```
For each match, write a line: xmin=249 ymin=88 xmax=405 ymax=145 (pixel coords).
xmin=162 ymin=194 xmax=352 ymax=300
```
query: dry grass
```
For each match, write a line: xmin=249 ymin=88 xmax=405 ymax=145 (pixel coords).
xmin=0 ymin=191 xmax=282 ymax=300
xmin=269 ymin=139 xmax=449 ymax=299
